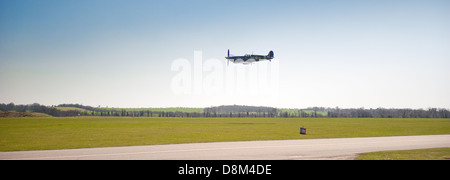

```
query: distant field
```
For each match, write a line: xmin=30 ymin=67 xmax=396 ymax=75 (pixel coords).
xmin=55 ymin=107 xmax=89 ymax=112
xmin=0 ymin=117 xmax=449 ymax=151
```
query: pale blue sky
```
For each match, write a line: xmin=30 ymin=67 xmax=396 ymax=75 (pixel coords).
xmin=1 ymin=0 xmax=449 ymax=108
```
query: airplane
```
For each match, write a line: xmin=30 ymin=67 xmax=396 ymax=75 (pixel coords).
xmin=225 ymin=49 xmax=274 ymax=65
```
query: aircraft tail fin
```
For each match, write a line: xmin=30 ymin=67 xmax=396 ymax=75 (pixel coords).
xmin=268 ymin=50 xmax=274 ymax=58
xmin=227 ymin=49 xmax=230 ymax=66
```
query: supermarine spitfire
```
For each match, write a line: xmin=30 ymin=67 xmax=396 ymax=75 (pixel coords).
xmin=225 ymin=49 xmax=274 ymax=65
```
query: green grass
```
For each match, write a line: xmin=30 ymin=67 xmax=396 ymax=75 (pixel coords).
xmin=0 ymin=117 xmax=449 ymax=151
xmin=278 ymin=109 xmax=328 ymax=116
xmin=356 ymin=148 xmax=450 ymax=160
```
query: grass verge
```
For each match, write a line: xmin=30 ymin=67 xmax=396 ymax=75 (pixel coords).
xmin=356 ymin=148 xmax=450 ymax=160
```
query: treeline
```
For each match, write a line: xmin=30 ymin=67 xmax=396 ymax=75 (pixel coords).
xmin=277 ymin=107 xmax=450 ymax=118
xmin=59 ymin=104 xmax=278 ymax=118
xmin=78 ymin=109 xmax=206 ymax=118
xmin=58 ymin=104 xmax=207 ymax=117
xmin=325 ymin=107 xmax=450 ymax=118
xmin=204 ymin=105 xmax=278 ymax=117
xmin=1 ymin=103 xmax=449 ymax=118
xmin=205 ymin=105 xmax=277 ymax=114
xmin=279 ymin=107 xmax=450 ymax=118
xmin=0 ymin=103 xmax=80 ymax=117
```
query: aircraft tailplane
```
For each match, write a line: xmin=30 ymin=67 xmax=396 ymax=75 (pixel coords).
xmin=268 ymin=50 xmax=274 ymax=58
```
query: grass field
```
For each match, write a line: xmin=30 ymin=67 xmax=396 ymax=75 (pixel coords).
xmin=356 ymin=148 xmax=450 ymax=160
xmin=0 ymin=117 xmax=449 ymax=151
xmin=278 ymin=109 xmax=328 ymax=116
xmin=55 ymin=107 xmax=90 ymax=112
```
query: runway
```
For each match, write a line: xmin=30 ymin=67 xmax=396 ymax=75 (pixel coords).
xmin=1 ymin=135 xmax=449 ymax=160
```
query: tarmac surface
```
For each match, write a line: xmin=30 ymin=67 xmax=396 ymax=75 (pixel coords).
xmin=1 ymin=135 xmax=449 ymax=160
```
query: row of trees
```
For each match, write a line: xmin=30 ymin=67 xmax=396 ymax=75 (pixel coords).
xmin=204 ymin=105 xmax=278 ymax=118
xmin=58 ymin=104 xmax=279 ymax=118
xmin=1 ymin=103 xmax=450 ymax=118
xmin=77 ymin=109 xmax=276 ymax=118
xmin=0 ymin=103 xmax=80 ymax=117
xmin=0 ymin=103 xmax=279 ymax=118
xmin=77 ymin=110 xmax=206 ymax=118
xmin=205 ymin=105 xmax=277 ymax=114
xmin=326 ymin=107 xmax=450 ymax=118
xmin=278 ymin=107 xmax=450 ymax=118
